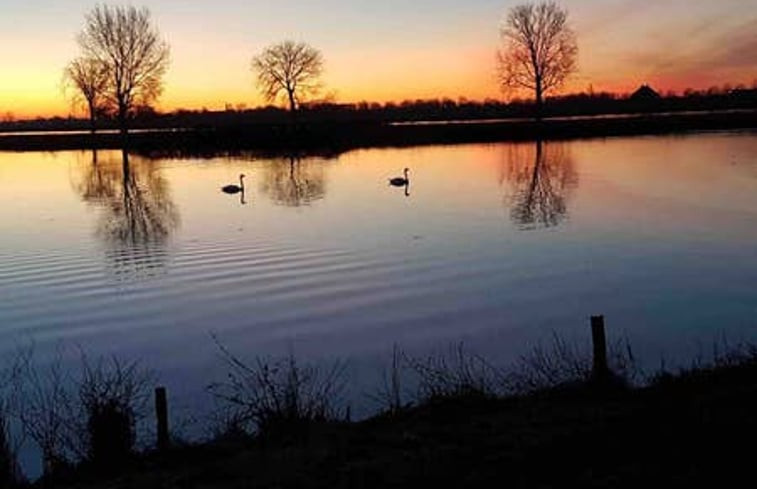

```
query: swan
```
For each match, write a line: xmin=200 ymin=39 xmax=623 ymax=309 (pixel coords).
xmin=222 ymin=174 xmax=245 ymax=194
xmin=389 ymin=168 xmax=409 ymax=187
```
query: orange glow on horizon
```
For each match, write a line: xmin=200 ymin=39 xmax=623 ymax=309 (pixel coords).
xmin=7 ymin=72 xmax=755 ymax=121
xmin=1 ymin=0 xmax=755 ymax=120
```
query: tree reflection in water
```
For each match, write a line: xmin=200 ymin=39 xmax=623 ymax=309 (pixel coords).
xmin=74 ymin=150 xmax=180 ymax=280
xmin=258 ymin=156 xmax=326 ymax=207
xmin=501 ymin=140 xmax=578 ymax=229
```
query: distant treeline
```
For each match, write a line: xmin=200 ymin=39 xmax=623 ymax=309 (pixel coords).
xmin=2 ymin=111 xmax=755 ymax=156
xmin=2 ymin=86 xmax=756 ymax=133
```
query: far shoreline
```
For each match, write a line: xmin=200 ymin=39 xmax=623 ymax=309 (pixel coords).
xmin=0 ymin=109 xmax=755 ymax=155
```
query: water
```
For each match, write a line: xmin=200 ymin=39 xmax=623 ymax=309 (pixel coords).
xmin=1 ymin=131 xmax=756 ymax=424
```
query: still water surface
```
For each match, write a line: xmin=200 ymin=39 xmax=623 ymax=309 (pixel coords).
xmin=1 ymin=131 xmax=756 ymax=416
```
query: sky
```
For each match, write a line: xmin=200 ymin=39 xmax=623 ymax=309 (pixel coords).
xmin=0 ymin=0 xmax=755 ymax=118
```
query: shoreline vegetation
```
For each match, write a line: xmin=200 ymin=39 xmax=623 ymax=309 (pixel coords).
xmin=3 ymin=323 xmax=757 ymax=488
xmin=0 ymin=109 xmax=755 ymax=155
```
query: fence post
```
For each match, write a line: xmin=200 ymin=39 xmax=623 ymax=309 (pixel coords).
xmin=591 ymin=315 xmax=609 ymax=381
xmin=155 ymin=386 xmax=169 ymax=451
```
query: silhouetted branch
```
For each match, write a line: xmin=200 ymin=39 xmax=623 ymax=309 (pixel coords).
xmin=252 ymin=41 xmax=324 ymax=112
xmin=77 ymin=5 xmax=170 ymax=136
xmin=207 ymin=336 xmax=348 ymax=437
xmin=498 ymin=1 xmax=577 ymax=116
xmin=406 ymin=343 xmax=507 ymax=401
xmin=63 ymin=57 xmax=111 ymax=133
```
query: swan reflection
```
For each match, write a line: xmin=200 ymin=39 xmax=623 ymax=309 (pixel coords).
xmin=74 ymin=150 xmax=180 ymax=279
xmin=222 ymin=173 xmax=247 ymax=205
xmin=501 ymin=140 xmax=577 ymax=229
xmin=389 ymin=168 xmax=411 ymax=197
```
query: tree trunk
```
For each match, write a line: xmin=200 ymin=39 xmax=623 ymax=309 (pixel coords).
xmin=88 ymin=101 xmax=97 ymax=135
xmin=287 ymin=89 xmax=297 ymax=113
xmin=286 ymin=89 xmax=299 ymax=137
xmin=118 ymin=103 xmax=129 ymax=148
xmin=535 ymin=79 xmax=544 ymax=121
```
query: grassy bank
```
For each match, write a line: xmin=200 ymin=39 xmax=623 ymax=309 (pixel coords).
xmin=14 ymin=339 xmax=757 ymax=489
xmin=0 ymin=110 xmax=755 ymax=155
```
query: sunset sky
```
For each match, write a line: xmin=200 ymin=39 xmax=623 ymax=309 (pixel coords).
xmin=0 ymin=0 xmax=755 ymax=118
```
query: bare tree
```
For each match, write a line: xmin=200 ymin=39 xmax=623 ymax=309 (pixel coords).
xmin=252 ymin=40 xmax=324 ymax=112
xmin=63 ymin=57 xmax=110 ymax=134
xmin=497 ymin=1 xmax=577 ymax=118
xmin=77 ymin=5 xmax=170 ymax=138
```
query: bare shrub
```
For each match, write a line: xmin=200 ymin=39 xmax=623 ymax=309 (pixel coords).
xmin=208 ymin=339 xmax=348 ymax=437
xmin=508 ymin=332 xmax=638 ymax=393
xmin=378 ymin=335 xmax=637 ymax=406
xmin=700 ymin=336 xmax=757 ymax=369
xmin=374 ymin=344 xmax=407 ymax=414
xmin=651 ymin=337 xmax=757 ymax=385
xmin=76 ymin=356 xmax=154 ymax=471
xmin=406 ymin=343 xmax=507 ymax=402
xmin=9 ymin=346 xmax=74 ymax=476
xmin=205 ymin=400 xmax=251 ymax=443
xmin=0 ymin=396 xmax=23 ymax=487
xmin=0 ymin=361 xmax=23 ymax=486
xmin=7 ymin=346 xmax=154 ymax=477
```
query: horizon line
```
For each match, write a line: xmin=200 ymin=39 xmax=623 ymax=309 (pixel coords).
xmin=3 ymin=81 xmax=755 ymax=123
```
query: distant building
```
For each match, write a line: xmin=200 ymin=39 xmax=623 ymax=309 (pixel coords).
xmin=630 ymin=84 xmax=661 ymax=101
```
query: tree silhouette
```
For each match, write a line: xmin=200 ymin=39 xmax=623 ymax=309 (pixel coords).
xmin=502 ymin=140 xmax=577 ymax=229
xmin=498 ymin=1 xmax=577 ymax=118
xmin=258 ymin=156 xmax=326 ymax=207
xmin=77 ymin=5 xmax=170 ymax=139
xmin=63 ymin=57 xmax=110 ymax=134
xmin=252 ymin=41 xmax=324 ymax=112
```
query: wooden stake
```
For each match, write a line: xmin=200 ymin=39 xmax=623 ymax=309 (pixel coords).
xmin=591 ymin=315 xmax=608 ymax=380
xmin=155 ymin=386 xmax=169 ymax=451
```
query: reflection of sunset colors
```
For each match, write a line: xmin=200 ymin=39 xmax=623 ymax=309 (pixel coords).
xmin=259 ymin=157 xmax=327 ymax=208
xmin=74 ymin=151 xmax=180 ymax=280
xmin=0 ymin=0 xmax=754 ymax=118
xmin=502 ymin=141 xmax=578 ymax=230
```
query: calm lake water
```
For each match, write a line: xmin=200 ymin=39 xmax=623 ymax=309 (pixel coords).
xmin=1 ymin=131 xmax=756 ymax=419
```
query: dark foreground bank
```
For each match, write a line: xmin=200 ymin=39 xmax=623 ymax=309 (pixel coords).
xmin=1 ymin=110 xmax=756 ymax=155
xmin=35 ymin=348 xmax=757 ymax=489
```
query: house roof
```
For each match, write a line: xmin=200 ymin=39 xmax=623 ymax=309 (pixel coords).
xmin=630 ymin=84 xmax=661 ymax=100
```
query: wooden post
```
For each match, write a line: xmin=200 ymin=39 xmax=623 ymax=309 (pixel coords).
xmin=155 ymin=386 xmax=169 ymax=451
xmin=591 ymin=315 xmax=608 ymax=380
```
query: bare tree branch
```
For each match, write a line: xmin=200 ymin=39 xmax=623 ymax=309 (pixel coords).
xmin=77 ymin=5 xmax=170 ymax=137
xmin=497 ymin=2 xmax=577 ymax=117
xmin=63 ymin=57 xmax=111 ymax=133
xmin=252 ymin=40 xmax=324 ymax=112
